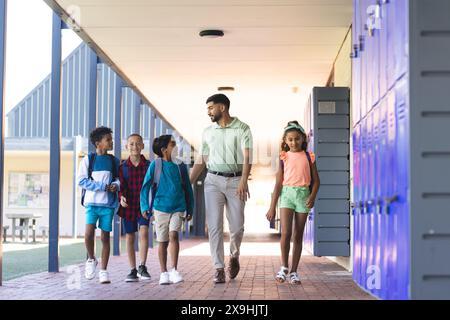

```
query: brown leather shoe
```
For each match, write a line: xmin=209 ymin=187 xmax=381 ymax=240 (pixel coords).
xmin=228 ymin=256 xmax=240 ymax=279
xmin=213 ymin=268 xmax=226 ymax=284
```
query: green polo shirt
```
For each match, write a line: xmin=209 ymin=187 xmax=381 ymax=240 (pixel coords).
xmin=201 ymin=117 xmax=253 ymax=173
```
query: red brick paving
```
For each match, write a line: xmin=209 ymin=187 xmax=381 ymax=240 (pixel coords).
xmin=0 ymin=236 xmax=375 ymax=300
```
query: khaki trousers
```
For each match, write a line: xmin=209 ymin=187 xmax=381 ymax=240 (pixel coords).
xmin=204 ymin=173 xmax=245 ymax=269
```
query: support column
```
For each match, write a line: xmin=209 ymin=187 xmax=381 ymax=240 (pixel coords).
xmin=48 ymin=13 xmax=65 ymax=273
xmin=0 ymin=0 xmax=7 ymax=286
xmin=87 ymin=49 xmax=98 ymax=154
xmin=113 ymin=76 xmax=123 ymax=256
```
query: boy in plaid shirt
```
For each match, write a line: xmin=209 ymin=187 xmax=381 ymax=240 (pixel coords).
xmin=118 ymin=134 xmax=152 ymax=282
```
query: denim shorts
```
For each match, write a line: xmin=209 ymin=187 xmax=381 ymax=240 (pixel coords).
xmin=86 ymin=206 xmax=115 ymax=232
xmin=279 ymin=186 xmax=311 ymax=213
xmin=122 ymin=216 xmax=150 ymax=234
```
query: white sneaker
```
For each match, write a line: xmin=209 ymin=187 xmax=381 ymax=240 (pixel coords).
xmin=99 ymin=270 xmax=111 ymax=284
xmin=169 ymin=269 xmax=184 ymax=284
xmin=85 ymin=258 xmax=97 ymax=280
xmin=159 ymin=272 xmax=171 ymax=285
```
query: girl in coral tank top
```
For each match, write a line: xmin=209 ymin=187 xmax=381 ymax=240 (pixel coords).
xmin=266 ymin=121 xmax=320 ymax=284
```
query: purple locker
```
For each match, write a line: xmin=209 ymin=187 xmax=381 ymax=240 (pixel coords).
xmin=366 ymin=111 xmax=375 ymax=293
xmin=352 ymin=124 xmax=362 ymax=284
xmin=385 ymin=89 xmax=398 ymax=300
xmin=372 ymin=105 xmax=382 ymax=297
xmin=395 ymin=77 xmax=410 ymax=300
xmin=379 ymin=0 xmax=388 ymax=98
xmin=386 ymin=0 xmax=396 ymax=90
xmin=378 ymin=98 xmax=389 ymax=299
xmin=360 ymin=117 xmax=369 ymax=288
xmin=394 ymin=0 xmax=408 ymax=81
xmin=368 ymin=0 xmax=380 ymax=108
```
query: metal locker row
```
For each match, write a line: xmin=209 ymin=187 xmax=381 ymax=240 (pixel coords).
xmin=353 ymin=0 xmax=450 ymax=299
xmin=351 ymin=0 xmax=410 ymax=300
xmin=352 ymin=0 xmax=409 ymax=126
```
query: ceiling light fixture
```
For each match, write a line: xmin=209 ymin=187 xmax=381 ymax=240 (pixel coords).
xmin=217 ymin=86 xmax=235 ymax=92
xmin=199 ymin=29 xmax=224 ymax=38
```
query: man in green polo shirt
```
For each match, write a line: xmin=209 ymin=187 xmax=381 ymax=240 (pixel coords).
xmin=190 ymin=93 xmax=253 ymax=284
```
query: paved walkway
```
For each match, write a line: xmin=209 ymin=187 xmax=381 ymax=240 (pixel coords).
xmin=0 ymin=235 xmax=375 ymax=300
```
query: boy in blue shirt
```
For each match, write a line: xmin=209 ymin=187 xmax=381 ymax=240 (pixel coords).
xmin=140 ymin=135 xmax=194 ymax=285
xmin=77 ymin=126 xmax=120 ymax=284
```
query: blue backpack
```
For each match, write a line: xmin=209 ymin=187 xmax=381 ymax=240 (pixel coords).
xmin=81 ymin=152 xmax=118 ymax=206
xmin=147 ymin=158 xmax=192 ymax=216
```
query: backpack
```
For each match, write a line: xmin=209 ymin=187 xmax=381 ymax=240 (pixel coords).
xmin=148 ymin=158 xmax=192 ymax=216
xmin=81 ymin=152 xmax=118 ymax=206
xmin=280 ymin=151 xmax=314 ymax=193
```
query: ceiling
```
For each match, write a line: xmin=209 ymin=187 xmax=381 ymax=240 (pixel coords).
xmin=51 ymin=0 xmax=352 ymax=150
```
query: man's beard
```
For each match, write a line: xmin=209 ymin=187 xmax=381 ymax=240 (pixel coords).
xmin=211 ymin=113 xmax=222 ymax=123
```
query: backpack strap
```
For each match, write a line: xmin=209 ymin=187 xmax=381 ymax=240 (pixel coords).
xmin=148 ymin=158 xmax=163 ymax=214
xmin=82 ymin=152 xmax=97 ymax=207
xmin=108 ymin=154 xmax=118 ymax=180
xmin=305 ymin=151 xmax=314 ymax=192
xmin=87 ymin=152 xmax=96 ymax=179
xmin=121 ymin=159 xmax=129 ymax=182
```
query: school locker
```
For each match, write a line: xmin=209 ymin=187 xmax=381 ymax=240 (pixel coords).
xmin=306 ymin=87 xmax=350 ymax=257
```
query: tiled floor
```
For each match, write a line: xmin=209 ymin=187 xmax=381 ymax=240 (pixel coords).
xmin=0 ymin=235 xmax=375 ymax=300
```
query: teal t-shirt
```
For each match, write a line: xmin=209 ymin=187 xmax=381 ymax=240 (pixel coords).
xmin=140 ymin=159 xmax=194 ymax=215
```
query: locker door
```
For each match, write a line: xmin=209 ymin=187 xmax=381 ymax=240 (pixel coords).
xmin=386 ymin=0 xmax=396 ymax=90
xmin=372 ymin=105 xmax=382 ymax=298
xmin=395 ymin=77 xmax=410 ymax=300
xmin=359 ymin=117 xmax=368 ymax=288
xmin=385 ymin=89 xmax=398 ymax=300
xmin=352 ymin=124 xmax=362 ymax=284
xmin=378 ymin=98 xmax=389 ymax=300
xmin=311 ymin=87 xmax=350 ymax=257
xmin=366 ymin=110 xmax=376 ymax=293
xmin=379 ymin=0 xmax=388 ymax=98
xmin=368 ymin=0 xmax=381 ymax=108
xmin=394 ymin=0 xmax=408 ymax=81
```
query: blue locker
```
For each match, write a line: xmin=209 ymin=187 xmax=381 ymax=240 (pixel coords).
xmin=372 ymin=105 xmax=382 ymax=297
xmin=366 ymin=111 xmax=375 ymax=293
xmin=394 ymin=0 xmax=408 ymax=81
xmin=385 ymin=88 xmax=398 ymax=300
xmin=378 ymin=98 xmax=389 ymax=299
xmin=395 ymin=77 xmax=410 ymax=300
xmin=368 ymin=0 xmax=380 ymax=109
xmin=386 ymin=0 xmax=396 ymax=90
xmin=352 ymin=124 xmax=362 ymax=284
xmin=359 ymin=117 xmax=369 ymax=287
xmin=379 ymin=0 xmax=388 ymax=98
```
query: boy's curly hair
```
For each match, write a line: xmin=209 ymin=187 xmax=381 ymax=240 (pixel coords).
xmin=280 ymin=120 xmax=308 ymax=152
xmin=89 ymin=126 xmax=113 ymax=147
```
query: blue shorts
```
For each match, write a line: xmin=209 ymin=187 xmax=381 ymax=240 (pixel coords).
xmin=86 ymin=206 xmax=115 ymax=232
xmin=122 ymin=216 xmax=150 ymax=234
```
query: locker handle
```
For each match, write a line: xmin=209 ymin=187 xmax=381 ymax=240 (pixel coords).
xmin=383 ymin=195 xmax=399 ymax=214
xmin=375 ymin=199 xmax=382 ymax=215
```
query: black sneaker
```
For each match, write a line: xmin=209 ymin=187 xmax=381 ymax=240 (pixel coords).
xmin=125 ymin=268 xmax=139 ymax=282
xmin=137 ymin=265 xmax=151 ymax=280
